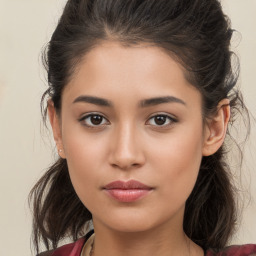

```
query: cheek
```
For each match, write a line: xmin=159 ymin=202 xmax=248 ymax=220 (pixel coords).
xmin=62 ymin=114 xmax=109 ymax=168
xmin=61 ymin=128 xmax=108 ymax=202
xmin=150 ymin=126 xmax=204 ymax=201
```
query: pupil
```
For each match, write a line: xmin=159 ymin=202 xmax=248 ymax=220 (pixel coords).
xmin=91 ymin=115 xmax=102 ymax=125
xmin=155 ymin=116 xmax=166 ymax=125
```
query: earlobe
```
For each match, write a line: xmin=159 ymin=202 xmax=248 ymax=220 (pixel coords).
xmin=202 ymin=99 xmax=230 ymax=156
xmin=47 ymin=100 xmax=66 ymax=159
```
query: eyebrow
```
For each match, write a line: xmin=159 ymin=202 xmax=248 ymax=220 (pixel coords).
xmin=139 ymin=96 xmax=186 ymax=108
xmin=73 ymin=95 xmax=113 ymax=107
xmin=73 ymin=95 xmax=186 ymax=107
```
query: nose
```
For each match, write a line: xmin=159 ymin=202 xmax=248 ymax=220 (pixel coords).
xmin=108 ymin=123 xmax=145 ymax=170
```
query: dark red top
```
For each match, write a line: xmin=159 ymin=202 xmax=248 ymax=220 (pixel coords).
xmin=38 ymin=232 xmax=256 ymax=256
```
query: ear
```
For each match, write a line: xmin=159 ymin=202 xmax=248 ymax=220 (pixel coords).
xmin=202 ymin=98 xmax=230 ymax=156
xmin=47 ymin=100 xmax=66 ymax=159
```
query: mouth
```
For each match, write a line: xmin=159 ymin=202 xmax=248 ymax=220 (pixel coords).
xmin=103 ymin=180 xmax=153 ymax=202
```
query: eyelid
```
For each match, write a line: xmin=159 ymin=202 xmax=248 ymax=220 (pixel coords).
xmin=78 ymin=112 xmax=110 ymax=128
xmin=146 ymin=113 xmax=178 ymax=127
xmin=78 ymin=112 xmax=178 ymax=129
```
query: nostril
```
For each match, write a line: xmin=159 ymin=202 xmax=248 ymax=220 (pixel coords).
xmin=111 ymin=161 xmax=142 ymax=171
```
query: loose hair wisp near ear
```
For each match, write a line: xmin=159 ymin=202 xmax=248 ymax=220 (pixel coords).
xmin=29 ymin=0 xmax=250 ymax=254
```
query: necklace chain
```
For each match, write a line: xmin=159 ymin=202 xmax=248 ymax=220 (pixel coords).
xmin=89 ymin=238 xmax=94 ymax=256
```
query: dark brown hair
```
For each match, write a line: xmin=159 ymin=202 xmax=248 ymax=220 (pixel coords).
xmin=30 ymin=0 xmax=249 ymax=253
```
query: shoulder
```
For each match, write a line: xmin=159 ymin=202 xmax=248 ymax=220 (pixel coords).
xmin=37 ymin=230 xmax=94 ymax=256
xmin=37 ymin=237 xmax=85 ymax=256
xmin=205 ymin=244 xmax=256 ymax=256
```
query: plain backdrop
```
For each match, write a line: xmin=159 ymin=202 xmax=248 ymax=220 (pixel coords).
xmin=0 ymin=0 xmax=255 ymax=255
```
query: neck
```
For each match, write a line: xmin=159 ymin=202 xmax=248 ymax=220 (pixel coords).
xmin=91 ymin=218 xmax=202 ymax=256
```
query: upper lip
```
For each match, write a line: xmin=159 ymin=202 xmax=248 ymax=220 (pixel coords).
xmin=104 ymin=180 xmax=152 ymax=190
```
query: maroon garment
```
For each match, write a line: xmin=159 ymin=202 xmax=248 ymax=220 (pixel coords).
xmin=50 ymin=238 xmax=85 ymax=256
xmin=205 ymin=245 xmax=256 ymax=256
xmin=38 ymin=234 xmax=256 ymax=256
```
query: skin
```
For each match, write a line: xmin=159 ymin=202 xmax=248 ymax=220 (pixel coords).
xmin=48 ymin=41 xmax=230 ymax=256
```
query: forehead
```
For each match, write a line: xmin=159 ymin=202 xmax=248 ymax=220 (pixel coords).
xmin=63 ymin=41 xmax=202 ymax=109
xmin=75 ymin=42 xmax=185 ymax=83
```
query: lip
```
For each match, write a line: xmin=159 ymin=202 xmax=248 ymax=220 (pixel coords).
xmin=103 ymin=180 xmax=153 ymax=202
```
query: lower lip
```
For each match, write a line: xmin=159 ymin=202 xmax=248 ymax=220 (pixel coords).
xmin=104 ymin=189 xmax=151 ymax=202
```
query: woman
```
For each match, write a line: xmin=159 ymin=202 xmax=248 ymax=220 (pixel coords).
xmin=30 ymin=0 xmax=256 ymax=255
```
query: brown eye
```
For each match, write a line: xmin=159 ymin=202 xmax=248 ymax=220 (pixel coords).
xmin=154 ymin=116 xmax=167 ymax=125
xmin=90 ymin=115 xmax=103 ymax=125
xmin=147 ymin=114 xmax=177 ymax=127
xmin=79 ymin=114 xmax=109 ymax=127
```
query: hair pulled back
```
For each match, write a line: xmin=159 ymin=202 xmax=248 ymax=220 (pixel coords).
xmin=30 ymin=0 xmax=247 ymax=253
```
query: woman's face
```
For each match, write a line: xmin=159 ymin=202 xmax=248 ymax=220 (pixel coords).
xmin=52 ymin=42 xmax=211 ymax=233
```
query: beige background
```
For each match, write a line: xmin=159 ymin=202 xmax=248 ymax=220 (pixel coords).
xmin=0 ymin=0 xmax=255 ymax=255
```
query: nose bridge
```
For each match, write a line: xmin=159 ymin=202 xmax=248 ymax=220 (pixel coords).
xmin=109 ymin=120 xmax=144 ymax=169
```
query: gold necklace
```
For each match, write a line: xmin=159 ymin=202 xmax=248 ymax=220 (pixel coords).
xmin=89 ymin=238 xmax=94 ymax=256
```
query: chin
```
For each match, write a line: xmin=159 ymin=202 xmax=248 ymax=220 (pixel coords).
xmin=94 ymin=209 xmax=171 ymax=234
xmin=108 ymin=220 xmax=156 ymax=233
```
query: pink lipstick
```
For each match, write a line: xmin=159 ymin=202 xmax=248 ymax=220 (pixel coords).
xmin=103 ymin=180 xmax=152 ymax=202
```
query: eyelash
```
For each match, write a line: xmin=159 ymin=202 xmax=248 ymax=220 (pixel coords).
xmin=78 ymin=113 xmax=110 ymax=129
xmin=146 ymin=114 xmax=178 ymax=127
xmin=78 ymin=113 xmax=178 ymax=129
